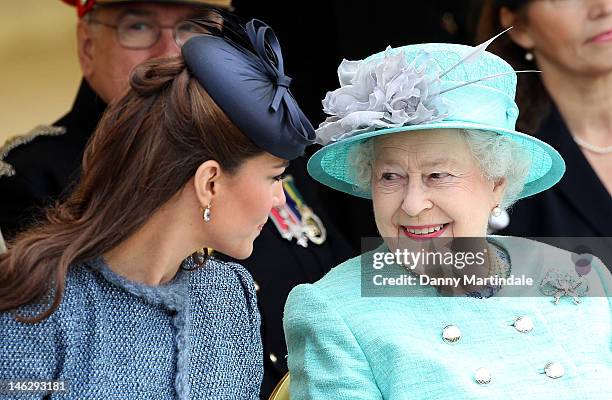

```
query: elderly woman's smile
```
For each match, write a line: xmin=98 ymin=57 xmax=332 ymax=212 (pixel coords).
xmin=370 ymin=129 xmax=507 ymax=239
xmin=401 ymin=223 xmax=449 ymax=239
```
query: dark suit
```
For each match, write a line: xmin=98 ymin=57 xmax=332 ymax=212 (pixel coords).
xmin=500 ymin=108 xmax=612 ymax=269
xmin=0 ymin=78 xmax=354 ymax=399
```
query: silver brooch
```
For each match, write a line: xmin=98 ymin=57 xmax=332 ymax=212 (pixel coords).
xmin=539 ymin=269 xmax=588 ymax=305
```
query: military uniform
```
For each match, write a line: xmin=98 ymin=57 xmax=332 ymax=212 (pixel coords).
xmin=0 ymin=80 xmax=106 ymax=240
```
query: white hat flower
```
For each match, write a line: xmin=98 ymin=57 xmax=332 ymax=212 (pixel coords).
xmin=316 ymin=47 xmax=448 ymax=145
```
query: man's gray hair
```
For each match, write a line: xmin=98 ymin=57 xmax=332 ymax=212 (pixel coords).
xmin=348 ymin=129 xmax=532 ymax=209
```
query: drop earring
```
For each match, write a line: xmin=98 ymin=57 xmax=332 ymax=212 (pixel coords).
xmin=201 ymin=204 xmax=211 ymax=222
xmin=491 ymin=205 xmax=502 ymax=217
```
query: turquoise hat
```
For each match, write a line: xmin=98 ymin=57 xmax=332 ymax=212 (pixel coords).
xmin=307 ymin=37 xmax=565 ymax=200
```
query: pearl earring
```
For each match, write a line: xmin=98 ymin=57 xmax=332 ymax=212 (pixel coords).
xmin=525 ymin=51 xmax=534 ymax=62
xmin=201 ymin=204 xmax=211 ymax=222
xmin=491 ymin=206 xmax=502 ymax=217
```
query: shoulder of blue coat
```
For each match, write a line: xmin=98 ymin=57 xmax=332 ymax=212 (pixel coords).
xmin=59 ymin=260 xmax=114 ymax=313
xmin=199 ymin=256 xmax=255 ymax=282
xmin=190 ymin=256 xmax=259 ymax=299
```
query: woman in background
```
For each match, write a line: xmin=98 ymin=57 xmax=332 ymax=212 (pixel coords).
xmin=478 ymin=0 xmax=612 ymax=240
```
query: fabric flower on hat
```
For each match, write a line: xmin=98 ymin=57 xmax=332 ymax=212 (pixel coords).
xmin=316 ymin=47 xmax=448 ymax=145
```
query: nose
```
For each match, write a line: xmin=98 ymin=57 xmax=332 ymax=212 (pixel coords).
xmin=272 ymin=182 xmax=286 ymax=208
xmin=153 ymin=28 xmax=181 ymax=58
xmin=400 ymin=178 xmax=433 ymax=217
xmin=588 ymin=0 xmax=612 ymax=19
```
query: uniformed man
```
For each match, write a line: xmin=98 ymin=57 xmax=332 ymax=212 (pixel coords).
xmin=0 ymin=0 xmax=232 ymax=240
xmin=0 ymin=1 xmax=354 ymax=397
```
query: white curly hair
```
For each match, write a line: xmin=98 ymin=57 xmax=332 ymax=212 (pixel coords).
xmin=348 ymin=129 xmax=532 ymax=210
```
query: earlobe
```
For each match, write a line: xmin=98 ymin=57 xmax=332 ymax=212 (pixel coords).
xmin=193 ymin=160 xmax=222 ymax=207
xmin=77 ymin=20 xmax=95 ymax=79
xmin=499 ymin=7 xmax=535 ymax=50
xmin=492 ymin=177 xmax=507 ymax=206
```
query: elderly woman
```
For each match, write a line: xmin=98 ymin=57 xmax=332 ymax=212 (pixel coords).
xmin=283 ymin=39 xmax=612 ymax=399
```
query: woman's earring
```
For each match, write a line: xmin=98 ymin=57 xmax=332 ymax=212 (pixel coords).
xmin=491 ymin=205 xmax=503 ymax=217
xmin=525 ymin=51 xmax=534 ymax=62
xmin=201 ymin=204 xmax=211 ymax=222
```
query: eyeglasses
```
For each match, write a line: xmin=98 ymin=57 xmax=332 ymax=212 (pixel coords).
xmin=88 ymin=13 xmax=212 ymax=49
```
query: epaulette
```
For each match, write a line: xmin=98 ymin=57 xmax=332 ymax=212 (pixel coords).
xmin=0 ymin=125 xmax=66 ymax=178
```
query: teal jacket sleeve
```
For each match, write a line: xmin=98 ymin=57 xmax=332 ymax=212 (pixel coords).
xmin=283 ymin=283 xmax=383 ymax=400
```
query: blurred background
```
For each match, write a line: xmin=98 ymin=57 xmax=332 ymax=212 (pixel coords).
xmin=0 ymin=1 xmax=80 ymax=142
xmin=0 ymin=0 xmax=482 ymax=144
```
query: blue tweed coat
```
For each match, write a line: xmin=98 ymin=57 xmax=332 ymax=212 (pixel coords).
xmin=284 ymin=236 xmax=612 ymax=399
xmin=0 ymin=256 xmax=263 ymax=399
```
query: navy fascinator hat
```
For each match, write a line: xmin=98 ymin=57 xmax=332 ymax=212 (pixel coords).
xmin=181 ymin=18 xmax=315 ymax=160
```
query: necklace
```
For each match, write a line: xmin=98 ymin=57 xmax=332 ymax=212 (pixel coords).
xmin=572 ymin=135 xmax=612 ymax=155
xmin=464 ymin=243 xmax=511 ymax=299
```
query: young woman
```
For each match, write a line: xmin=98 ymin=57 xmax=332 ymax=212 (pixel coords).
xmin=0 ymin=18 xmax=314 ymax=399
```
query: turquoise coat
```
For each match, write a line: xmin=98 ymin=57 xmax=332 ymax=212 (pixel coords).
xmin=284 ymin=236 xmax=612 ymax=399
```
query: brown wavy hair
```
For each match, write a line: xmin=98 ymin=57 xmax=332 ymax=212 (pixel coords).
xmin=0 ymin=57 xmax=262 ymax=323
xmin=476 ymin=0 xmax=551 ymax=134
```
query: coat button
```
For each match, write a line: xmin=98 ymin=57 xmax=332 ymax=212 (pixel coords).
xmin=474 ymin=367 xmax=492 ymax=385
xmin=544 ymin=362 xmax=564 ymax=379
xmin=512 ymin=316 xmax=534 ymax=333
xmin=269 ymin=353 xmax=278 ymax=364
xmin=442 ymin=325 xmax=461 ymax=344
